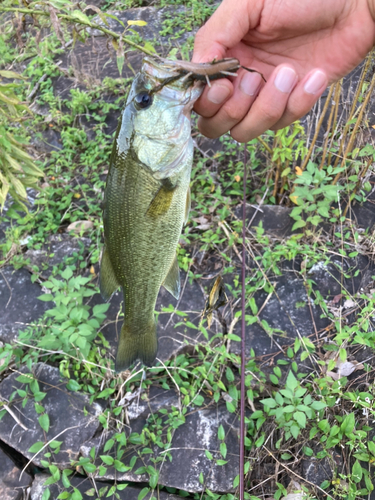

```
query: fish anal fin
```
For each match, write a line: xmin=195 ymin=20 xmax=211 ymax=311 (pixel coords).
xmin=184 ymin=187 xmax=191 ymax=225
xmin=162 ymin=254 xmax=180 ymax=299
xmin=146 ymin=180 xmax=176 ymax=218
xmin=99 ymin=245 xmax=120 ymax=300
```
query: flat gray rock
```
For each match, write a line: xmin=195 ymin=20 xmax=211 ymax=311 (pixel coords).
xmin=0 ymin=363 xmax=103 ymax=467
xmin=0 ymin=266 xmax=53 ymax=344
xmin=81 ymin=385 xmax=241 ymax=492
xmin=0 ymin=447 xmax=32 ymax=500
xmin=92 ymin=270 xmax=220 ymax=365
xmin=230 ymin=271 xmax=328 ymax=361
xmin=239 ymin=204 xmax=295 ymax=238
xmin=25 ymin=233 xmax=91 ymax=276
xmin=30 ymin=473 xmax=183 ymax=500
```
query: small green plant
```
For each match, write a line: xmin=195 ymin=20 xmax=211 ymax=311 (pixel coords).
xmin=261 ymin=370 xmax=326 ymax=443
xmin=289 ymin=161 xmax=345 ymax=231
xmin=21 ymin=267 xmax=109 ymax=360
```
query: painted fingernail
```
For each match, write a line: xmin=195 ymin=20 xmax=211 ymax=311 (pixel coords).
xmin=207 ymin=84 xmax=231 ymax=104
xmin=240 ymin=72 xmax=263 ymax=96
xmin=274 ymin=67 xmax=297 ymax=93
xmin=304 ymin=70 xmax=327 ymax=94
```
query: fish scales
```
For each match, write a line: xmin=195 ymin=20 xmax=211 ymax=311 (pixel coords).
xmin=104 ymin=152 xmax=190 ymax=323
xmin=100 ymin=57 xmax=203 ymax=371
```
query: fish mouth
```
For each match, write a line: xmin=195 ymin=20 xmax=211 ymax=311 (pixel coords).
xmin=142 ymin=57 xmax=204 ymax=105
xmin=138 ymin=56 xmax=203 ymax=142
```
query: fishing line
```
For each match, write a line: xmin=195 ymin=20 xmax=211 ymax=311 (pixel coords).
xmin=239 ymin=143 xmax=247 ymax=500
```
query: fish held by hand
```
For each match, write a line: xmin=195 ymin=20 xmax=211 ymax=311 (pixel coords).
xmin=100 ymin=57 xmax=203 ymax=371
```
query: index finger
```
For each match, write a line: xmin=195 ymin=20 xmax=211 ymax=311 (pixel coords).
xmin=192 ymin=0 xmax=262 ymax=63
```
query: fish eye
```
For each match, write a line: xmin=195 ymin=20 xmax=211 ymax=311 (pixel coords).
xmin=134 ymin=91 xmax=153 ymax=110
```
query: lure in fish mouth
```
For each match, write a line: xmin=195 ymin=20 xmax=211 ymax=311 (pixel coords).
xmin=100 ymin=57 xmax=204 ymax=371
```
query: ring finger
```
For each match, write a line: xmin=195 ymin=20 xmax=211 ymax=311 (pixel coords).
xmin=230 ymin=65 xmax=298 ymax=143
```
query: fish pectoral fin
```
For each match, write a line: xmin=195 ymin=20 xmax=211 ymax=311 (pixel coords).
xmin=146 ymin=179 xmax=176 ymax=218
xmin=162 ymin=254 xmax=180 ymax=299
xmin=184 ymin=186 xmax=191 ymax=225
xmin=99 ymin=245 xmax=120 ymax=300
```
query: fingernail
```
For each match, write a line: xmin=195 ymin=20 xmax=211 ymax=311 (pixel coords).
xmin=240 ymin=72 xmax=263 ymax=96
xmin=207 ymin=84 xmax=231 ymax=104
xmin=274 ymin=67 xmax=297 ymax=93
xmin=304 ymin=70 xmax=327 ymax=94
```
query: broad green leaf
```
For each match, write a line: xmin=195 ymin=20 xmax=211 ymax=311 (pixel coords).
xmin=38 ymin=294 xmax=53 ymax=302
xmin=352 ymin=460 xmax=363 ymax=483
xmin=71 ymin=489 xmax=83 ymax=500
xmin=114 ymin=460 xmax=129 ymax=472
xmin=39 ymin=414 xmax=50 ymax=433
xmin=104 ymin=439 xmax=115 ymax=452
xmin=290 ymin=423 xmax=300 ymax=439
xmin=227 ymin=334 xmax=241 ymax=341
xmin=42 ymin=489 xmax=51 ymax=500
xmin=28 ymin=441 xmax=45 ymax=453
xmin=66 ymin=379 xmax=81 ymax=391
xmin=260 ymin=398 xmax=277 ymax=408
xmin=127 ymin=20 xmax=147 ymax=26
xmin=194 ymin=394 xmax=204 ymax=406
xmin=311 ymin=401 xmax=326 ymax=411
xmin=218 ymin=424 xmax=225 ymax=441
xmin=294 ymin=411 xmax=306 ymax=428
xmin=368 ymin=441 xmax=375 ymax=455
xmin=138 ymin=488 xmax=150 ymax=500
xmin=83 ymin=463 xmax=96 ymax=473
xmin=220 ymin=442 xmax=227 ymax=459
xmin=286 ymin=371 xmax=298 ymax=391
xmin=216 ymin=459 xmax=228 ymax=465
xmin=291 ymin=219 xmax=306 ymax=231
xmin=61 ymin=267 xmax=73 ymax=280
xmin=143 ymin=41 xmax=156 ymax=53
xmin=255 ymin=434 xmax=265 ymax=447
xmin=100 ymin=455 xmax=114 ymax=466
xmin=16 ymin=374 xmax=33 ymax=384
xmin=341 ymin=413 xmax=355 ymax=435
xmin=0 ymin=70 xmax=26 ymax=79
xmin=57 ymin=493 xmax=70 ymax=499
xmin=71 ymin=10 xmax=91 ymax=24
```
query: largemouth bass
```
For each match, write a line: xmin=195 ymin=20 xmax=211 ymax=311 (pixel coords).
xmin=100 ymin=57 xmax=203 ymax=372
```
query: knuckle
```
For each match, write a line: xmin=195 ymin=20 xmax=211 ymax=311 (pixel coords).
xmin=198 ymin=120 xmax=222 ymax=140
xmin=258 ymin=105 xmax=283 ymax=124
xmin=230 ymin=129 xmax=249 ymax=144
xmin=223 ymin=104 xmax=245 ymax=123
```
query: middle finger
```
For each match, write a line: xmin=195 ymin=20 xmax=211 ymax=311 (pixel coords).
xmin=197 ymin=69 xmax=264 ymax=138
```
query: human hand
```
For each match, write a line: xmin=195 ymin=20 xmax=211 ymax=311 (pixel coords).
xmin=192 ymin=0 xmax=375 ymax=142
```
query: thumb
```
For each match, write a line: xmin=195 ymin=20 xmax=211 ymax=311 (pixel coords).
xmin=192 ymin=0 xmax=261 ymax=63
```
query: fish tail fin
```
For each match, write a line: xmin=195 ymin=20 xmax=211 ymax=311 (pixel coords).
xmin=115 ymin=320 xmax=158 ymax=372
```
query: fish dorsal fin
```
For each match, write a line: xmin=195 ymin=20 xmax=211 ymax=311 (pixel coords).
xmin=184 ymin=187 xmax=191 ymax=225
xmin=146 ymin=184 xmax=175 ymax=218
xmin=162 ymin=254 xmax=180 ymax=299
xmin=99 ymin=245 xmax=120 ymax=300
